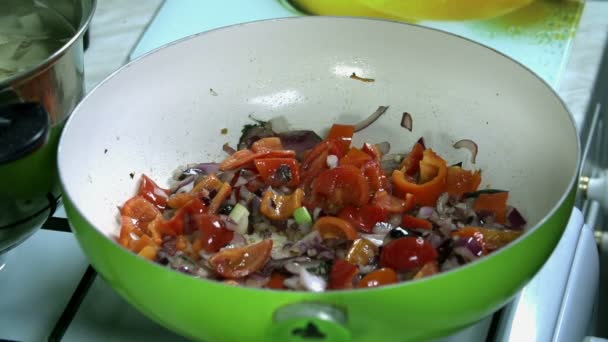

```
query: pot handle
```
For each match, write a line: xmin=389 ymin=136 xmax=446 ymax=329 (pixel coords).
xmin=0 ymin=102 xmax=50 ymax=165
xmin=269 ymin=303 xmax=351 ymax=342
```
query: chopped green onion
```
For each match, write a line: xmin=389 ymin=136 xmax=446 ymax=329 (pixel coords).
xmin=229 ymin=203 xmax=249 ymax=234
xmin=293 ymin=207 xmax=312 ymax=225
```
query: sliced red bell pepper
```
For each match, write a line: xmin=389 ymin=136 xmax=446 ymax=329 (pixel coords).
xmin=254 ymin=158 xmax=300 ymax=187
xmin=446 ymin=166 xmax=482 ymax=197
xmin=327 ymin=124 xmax=355 ymax=154
xmin=400 ymin=142 xmax=425 ymax=176
xmin=474 ymin=192 xmax=509 ymax=224
xmin=340 ymin=147 xmax=372 ymax=168
xmin=219 ymin=149 xmax=296 ymax=171
xmin=251 ymin=137 xmax=284 ymax=153
xmin=392 ymin=149 xmax=447 ymax=207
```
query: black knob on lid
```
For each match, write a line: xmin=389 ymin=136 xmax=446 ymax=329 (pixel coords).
xmin=0 ymin=103 xmax=50 ymax=165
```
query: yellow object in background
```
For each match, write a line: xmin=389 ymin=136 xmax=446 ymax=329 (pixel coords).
xmin=289 ymin=0 xmax=536 ymax=21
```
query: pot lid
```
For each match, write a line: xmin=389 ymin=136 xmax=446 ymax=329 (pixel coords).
xmin=0 ymin=103 xmax=50 ymax=165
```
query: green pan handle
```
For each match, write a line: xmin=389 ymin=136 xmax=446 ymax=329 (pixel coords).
xmin=270 ymin=303 xmax=351 ymax=342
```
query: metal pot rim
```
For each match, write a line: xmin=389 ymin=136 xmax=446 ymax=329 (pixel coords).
xmin=0 ymin=0 xmax=97 ymax=88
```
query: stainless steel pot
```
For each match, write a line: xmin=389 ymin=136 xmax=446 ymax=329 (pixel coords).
xmin=0 ymin=0 xmax=96 ymax=254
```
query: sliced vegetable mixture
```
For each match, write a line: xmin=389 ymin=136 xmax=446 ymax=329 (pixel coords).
xmin=117 ymin=117 xmax=526 ymax=291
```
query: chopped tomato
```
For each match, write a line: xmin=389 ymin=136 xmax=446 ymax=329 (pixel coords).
xmin=446 ymin=166 xmax=482 ymax=197
xmin=413 ymin=261 xmax=439 ymax=280
xmin=361 ymin=160 xmax=391 ymax=194
xmin=453 ymin=226 xmax=522 ymax=253
xmin=138 ymin=175 xmax=169 ymax=210
xmin=300 ymin=139 xmax=342 ymax=191
xmin=260 ymin=188 xmax=304 ymax=220
xmin=313 ymin=216 xmax=359 ymax=240
xmin=266 ymin=273 xmax=287 ymax=289
xmin=474 ymin=192 xmax=509 ymax=224
xmin=371 ymin=190 xmax=415 ymax=214
xmin=338 ymin=205 xmax=387 ymax=233
xmin=254 ymin=158 xmax=300 ymax=187
xmin=392 ymin=149 xmax=447 ymax=207
xmin=380 ymin=237 xmax=438 ymax=272
xmin=209 ymin=240 xmax=273 ymax=278
xmin=402 ymin=215 xmax=433 ymax=230
xmin=345 ymin=238 xmax=378 ymax=265
xmin=357 ymin=268 xmax=398 ymax=288
xmin=121 ymin=196 xmax=160 ymax=228
xmin=193 ymin=214 xmax=234 ymax=253
xmin=400 ymin=142 xmax=424 ymax=176
xmin=310 ymin=165 xmax=369 ymax=214
xmin=251 ymin=137 xmax=283 ymax=153
xmin=162 ymin=198 xmax=207 ymax=235
xmin=329 ymin=259 xmax=359 ymax=290
xmin=340 ymin=147 xmax=372 ymax=168
xmin=327 ymin=124 xmax=355 ymax=154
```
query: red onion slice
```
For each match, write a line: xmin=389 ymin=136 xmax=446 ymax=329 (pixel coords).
xmin=354 ymin=106 xmax=389 ymax=132
xmin=453 ymin=139 xmax=478 ymax=164
xmin=401 ymin=112 xmax=413 ymax=131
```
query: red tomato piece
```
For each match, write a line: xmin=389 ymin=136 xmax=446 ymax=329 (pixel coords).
xmin=329 ymin=259 xmax=360 ymax=290
xmin=121 ymin=196 xmax=160 ymax=227
xmin=380 ymin=237 xmax=438 ymax=272
xmin=357 ymin=268 xmax=399 ymax=288
xmin=311 ymin=165 xmax=370 ymax=214
xmin=162 ymin=198 xmax=207 ymax=235
xmin=254 ymin=158 xmax=300 ymax=187
xmin=402 ymin=215 xmax=433 ymax=230
xmin=361 ymin=160 xmax=391 ymax=194
xmin=193 ymin=214 xmax=235 ymax=253
xmin=371 ymin=190 xmax=415 ymax=214
xmin=137 ymin=175 xmax=169 ymax=210
xmin=313 ymin=216 xmax=359 ymax=240
xmin=209 ymin=240 xmax=273 ymax=279
xmin=338 ymin=205 xmax=387 ymax=233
